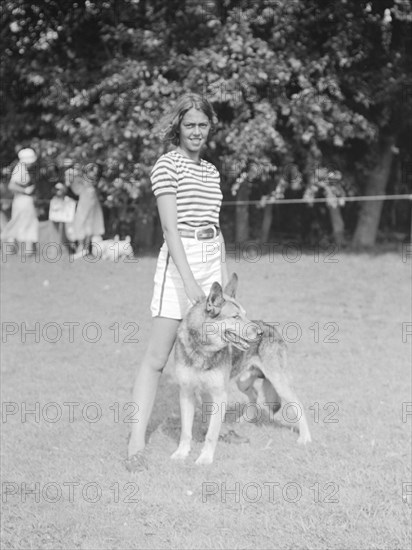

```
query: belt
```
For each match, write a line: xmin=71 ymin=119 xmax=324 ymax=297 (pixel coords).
xmin=178 ymin=225 xmax=221 ymax=241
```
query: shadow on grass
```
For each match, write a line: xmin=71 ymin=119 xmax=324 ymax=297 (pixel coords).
xmin=150 ymin=402 xmax=297 ymax=449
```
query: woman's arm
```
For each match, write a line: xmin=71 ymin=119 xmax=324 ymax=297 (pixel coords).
xmin=220 ymin=237 xmax=229 ymax=288
xmin=8 ymin=164 xmax=34 ymax=195
xmin=8 ymin=180 xmax=29 ymax=194
xmin=156 ymin=194 xmax=205 ymax=304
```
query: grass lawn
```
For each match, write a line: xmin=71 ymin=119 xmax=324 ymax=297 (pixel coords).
xmin=1 ymin=244 xmax=411 ymax=549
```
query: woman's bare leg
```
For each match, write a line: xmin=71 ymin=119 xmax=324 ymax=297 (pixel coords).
xmin=127 ymin=316 xmax=181 ymax=458
xmin=23 ymin=241 xmax=35 ymax=254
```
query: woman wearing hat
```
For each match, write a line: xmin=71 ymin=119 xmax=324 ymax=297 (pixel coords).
xmin=1 ymin=148 xmax=39 ymax=254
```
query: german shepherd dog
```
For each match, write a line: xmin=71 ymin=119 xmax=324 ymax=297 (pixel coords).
xmin=171 ymin=273 xmax=312 ymax=465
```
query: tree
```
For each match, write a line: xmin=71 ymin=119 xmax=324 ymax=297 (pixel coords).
xmin=183 ymin=1 xmax=377 ymax=242
xmin=2 ymin=0 xmax=411 ymax=248
xmin=343 ymin=0 xmax=412 ymax=247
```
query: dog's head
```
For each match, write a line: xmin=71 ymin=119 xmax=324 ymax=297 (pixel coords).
xmin=200 ymin=273 xmax=262 ymax=351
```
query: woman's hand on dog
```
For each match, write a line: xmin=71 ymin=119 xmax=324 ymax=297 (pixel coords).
xmin=184 ymin=279 xmax=205 ymax=305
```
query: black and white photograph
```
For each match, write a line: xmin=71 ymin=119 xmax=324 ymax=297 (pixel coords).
xmin=1 ymin=1 xmax=411 ymax=549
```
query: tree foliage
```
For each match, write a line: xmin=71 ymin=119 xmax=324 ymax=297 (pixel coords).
xmin=1 ymin=0 xmax=411 ymax=245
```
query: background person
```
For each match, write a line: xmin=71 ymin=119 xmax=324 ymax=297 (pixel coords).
xmin=46 ymin=160 xmax=79 ymax=249
xmin=126 ymin=92 xmax=228 ymax=471
xmin=65 ymin=161 xmax=105 ymax=259
xmin=0 ymin=147 xmax=39 ymax=255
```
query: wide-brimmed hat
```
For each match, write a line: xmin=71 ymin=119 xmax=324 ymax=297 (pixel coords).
xmin=18 ymin=148 xmax=37 ymax=164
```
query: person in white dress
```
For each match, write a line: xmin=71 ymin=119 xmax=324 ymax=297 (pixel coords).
xmin=65 ymin=162 xmax=105 ymax=258
xmin=1 ymin=148 xmax=39 ymax=254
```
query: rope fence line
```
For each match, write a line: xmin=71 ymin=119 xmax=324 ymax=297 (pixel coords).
xmin=221 ymin=194 xmax=412 ymax=206
xmin=0 ymin=194 xmax=411 ymax=207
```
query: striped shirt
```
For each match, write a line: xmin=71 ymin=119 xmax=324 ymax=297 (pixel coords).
xmin=150 ymin=150 xmax=222 ymax=228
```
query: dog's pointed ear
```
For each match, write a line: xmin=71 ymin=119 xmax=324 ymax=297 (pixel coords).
xmin=223 ymin=273 xmax=238 ymax=298
xmin=206 ymin=282 xmax=224 ymax=317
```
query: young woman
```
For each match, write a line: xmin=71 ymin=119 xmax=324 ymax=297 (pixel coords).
xmin=126 ymin=92 xmax=227 ymax=471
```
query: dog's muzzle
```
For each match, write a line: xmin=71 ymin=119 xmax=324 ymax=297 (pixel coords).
xmin=224 ymin=323 xmax=263 ymax=351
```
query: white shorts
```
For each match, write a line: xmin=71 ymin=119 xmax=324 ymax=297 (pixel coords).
xmin=150 ymin=233 xmax=225 ymax=320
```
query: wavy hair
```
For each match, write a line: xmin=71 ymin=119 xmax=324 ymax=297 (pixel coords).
xmin=156 ymin=92 xmax=218 ymax=145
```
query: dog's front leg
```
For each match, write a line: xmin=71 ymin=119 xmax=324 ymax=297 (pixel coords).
xmin=195 ymin=390 xmax=227 ymax=465
xmin=171 ymin=385 xmax=195 ymax=460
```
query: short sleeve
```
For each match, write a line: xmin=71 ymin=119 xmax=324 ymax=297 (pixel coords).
xmin=9 ymin=162 xmax=30 ymax=187
xmin=150 ymin=155 xmax=178 ymax=198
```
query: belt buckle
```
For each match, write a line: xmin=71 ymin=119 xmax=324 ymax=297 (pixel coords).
xmin=195 ymin=225 xmax=216 ymax=241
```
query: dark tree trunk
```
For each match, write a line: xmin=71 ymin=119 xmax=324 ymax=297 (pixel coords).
xmin=327 ymin=204 xmax=345 ymax=246
xmin=134 ymin=208 xmax=155 ymax=249
xmin=260 ymin=204 xmax=273 ymax=243
xmin=352 ymin=136 xmax=396 ymax=248
xmin=235 ymin=182 xmax=250 ymax=243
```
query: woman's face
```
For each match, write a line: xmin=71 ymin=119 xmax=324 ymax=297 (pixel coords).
xmin=178 ymin=107 xmax=211 ymax=157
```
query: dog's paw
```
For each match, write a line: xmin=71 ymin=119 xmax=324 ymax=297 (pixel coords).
xmin=195 ymin=452 xmax=214 ymax=465
xmin=297 ymin=432 xmax=312 ymax=445
xmin=170 ymin=447 xmax=190 ymax=460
